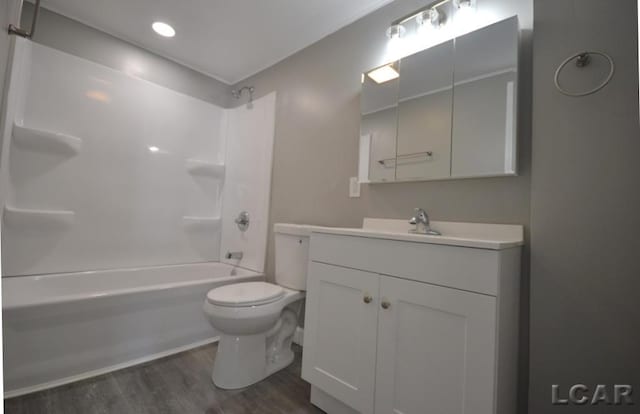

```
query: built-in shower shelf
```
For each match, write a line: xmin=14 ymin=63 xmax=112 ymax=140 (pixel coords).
xmin=182 ymin=216 xmax=222 ymax=230
xmin=12 ymin=123 xmax=82 ymax=155
xmin=3 ymin=206 xmax=75 ymax=229
xmin=185 ymin=159 xmax=225 ymax=178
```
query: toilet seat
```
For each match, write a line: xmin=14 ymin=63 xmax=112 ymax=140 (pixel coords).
xmin=207 ymin=282 xmax=285 ymax=307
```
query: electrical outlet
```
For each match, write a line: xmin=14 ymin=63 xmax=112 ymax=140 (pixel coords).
xmin=349 ymin=176 xmax=361 ymax=198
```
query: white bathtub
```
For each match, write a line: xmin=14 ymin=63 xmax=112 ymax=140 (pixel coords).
xmin=2 ymin=262 xmax=263 ymax=397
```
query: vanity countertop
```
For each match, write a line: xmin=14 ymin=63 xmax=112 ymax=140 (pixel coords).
xmin=310 ymin=218 xmax=524 ymax=250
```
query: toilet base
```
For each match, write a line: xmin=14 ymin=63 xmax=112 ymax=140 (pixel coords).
xmin=211 ymin=301 xmax=302 ymax=390
xmin=211 ymin=334 xmax=296 ymax=390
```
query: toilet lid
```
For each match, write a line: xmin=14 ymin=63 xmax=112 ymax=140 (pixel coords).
xmin=207 ymin=282 xmax=285 ymax=307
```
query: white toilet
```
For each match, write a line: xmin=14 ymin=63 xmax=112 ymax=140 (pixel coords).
xmin=203 ymin=223 xmax=314 ymax=389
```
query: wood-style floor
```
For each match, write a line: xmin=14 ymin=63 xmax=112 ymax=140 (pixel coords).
xmin=4 ymin=344 xmax=324 ymax=414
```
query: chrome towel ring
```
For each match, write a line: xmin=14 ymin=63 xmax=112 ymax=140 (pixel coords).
xmin=554 ymin=51 xmax=615 ymax=97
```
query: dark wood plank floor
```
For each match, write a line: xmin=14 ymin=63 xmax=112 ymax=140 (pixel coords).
xmin=4 ymin=344 xmax=324 ymax=414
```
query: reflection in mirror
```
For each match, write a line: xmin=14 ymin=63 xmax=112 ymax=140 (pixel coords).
xmin=360 ymin=62 xmax=399 ymax=182
xmin=451 ymin=17 xmax=519 ymax=177
xmin=396 ymin=40 xmax=454 ymax=181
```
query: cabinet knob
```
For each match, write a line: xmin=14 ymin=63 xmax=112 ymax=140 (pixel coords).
xmin=363 ymin=294 xmax=373 ymax=304
xmin=381 ymin=299 xmax=391 ymax=309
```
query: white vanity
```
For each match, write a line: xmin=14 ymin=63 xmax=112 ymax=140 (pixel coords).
xmin=301 ymin=218 xmax=523 ymax=414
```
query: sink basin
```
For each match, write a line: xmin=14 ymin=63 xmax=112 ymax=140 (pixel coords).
xmin=310 ymin=218 xmax=524 ymax=250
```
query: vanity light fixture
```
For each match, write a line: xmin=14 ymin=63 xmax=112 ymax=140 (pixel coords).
xmin=152 ymin=21 xmax=176 ymax=38
xmin=386 ymin=0 xmax=476 ymax=38
xmin=366 ymin=64 xmax=400 ymax=84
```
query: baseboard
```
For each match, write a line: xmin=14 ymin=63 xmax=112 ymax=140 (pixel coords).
xmin=4 ymin=336 xmax=219 ymax=399
xmin=293 ymin=326 xmax=304 ymax=346
xmin=310 ymin=385 xmax=358 ymax=414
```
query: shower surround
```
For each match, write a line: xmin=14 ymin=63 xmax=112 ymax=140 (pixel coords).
xmin=0 ymin=37 xmax=276 ymax=396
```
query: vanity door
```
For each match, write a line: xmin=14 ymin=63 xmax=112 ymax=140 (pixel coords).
xmin=374 ymin=276 xmax=497 ymax=414
xmin=451 ymin=16 xmax=519 ymax=177
xmin=360 ymin=62 xmax=400 ymax=183
xmin=302 ymin=262 xmax=380 ymax=414
xmin=396 ymin=40 xmax=454 ymax=181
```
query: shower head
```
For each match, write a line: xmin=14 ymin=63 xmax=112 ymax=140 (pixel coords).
xmin=231 ymin=86 xmax=255 ymax=103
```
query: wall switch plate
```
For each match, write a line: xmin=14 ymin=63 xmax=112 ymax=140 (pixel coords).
xmin=349 ymin=177 xmax=361 ymax=198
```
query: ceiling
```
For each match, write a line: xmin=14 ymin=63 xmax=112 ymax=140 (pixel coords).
xmin=38 ymin=0 xmax=394 ymax=84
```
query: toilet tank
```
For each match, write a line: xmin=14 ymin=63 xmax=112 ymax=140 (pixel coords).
xmin=274 ymin=224 xmax=320 ymax=291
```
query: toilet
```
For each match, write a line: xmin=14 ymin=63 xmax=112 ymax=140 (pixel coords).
xmin=203 ymin=223 xmax=315 ymax=389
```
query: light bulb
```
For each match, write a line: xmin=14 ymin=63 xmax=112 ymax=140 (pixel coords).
xmin=386 ymin=24 xmax=406 ymax=40
xmin=453 ymin=0 xmax=476 ymax=10
xmin=417 ymin=8 xmax=443 ymax=28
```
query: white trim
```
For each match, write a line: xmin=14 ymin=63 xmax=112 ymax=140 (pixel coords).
xmin=366 ymin=170 xmax=518 ymax=184
xmin=4 ymin=337 xmax=219 ymax=399
xmin=310 ymin=385 xmax=359 ymax=414
xmin=293 ymin=326 xmax=304 ymax=346
xmin=358 ymin=134 xmax=371 ymax=182
xmin=504 ymin=80 xmax=515 ymax=173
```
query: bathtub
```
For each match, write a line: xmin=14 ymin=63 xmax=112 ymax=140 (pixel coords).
xmin=2 ymin=262 xmax=263 ymax=397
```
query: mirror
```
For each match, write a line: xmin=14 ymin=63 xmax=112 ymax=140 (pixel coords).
xmin=451 ymin=17 xmax=518 ymax=177
xmin=359 ymin=16 xmax=519 ymax=183
xmin=360 ymin=62 xmax=399 ymax=182
xmin=396 ymin=40 xmax=454 ymax=181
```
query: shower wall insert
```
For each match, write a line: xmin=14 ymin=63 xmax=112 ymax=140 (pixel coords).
xmin=0 ymin=37 xmax=277 ymax=396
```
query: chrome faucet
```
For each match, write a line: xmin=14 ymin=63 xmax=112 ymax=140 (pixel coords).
xmin=409 ymin=208 xmax=441 ymax=236
xmin=226 ymin=251 xmax=243 ymax=260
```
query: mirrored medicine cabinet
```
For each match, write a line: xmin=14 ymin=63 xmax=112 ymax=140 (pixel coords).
xmin=359 ymin=16 xmax=519 ymax=183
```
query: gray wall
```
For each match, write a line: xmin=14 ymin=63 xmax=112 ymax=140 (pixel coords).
xmin=233 ymin=0 xmax=533 ymax=272
xmin=235 ymin=1 xmax=532 ymax=410
xmin=529 ymin=1 xmax=640 ymax=413
xmin=21 ymin=3 xmax=231 ymax=107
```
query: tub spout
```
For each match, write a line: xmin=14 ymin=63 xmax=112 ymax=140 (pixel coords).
xmin=226 ymin=251 xmax=243 ymax=260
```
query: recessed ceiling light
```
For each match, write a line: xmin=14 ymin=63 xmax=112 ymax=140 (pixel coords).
xmin=152 ymin=22 xmax=175 ymax=38
xmin=148 ymin=146 xmax=160 ymax=153
xmin=366 ymin=64 xmax=399 ymax=84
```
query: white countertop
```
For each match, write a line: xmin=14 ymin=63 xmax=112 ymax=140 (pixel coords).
xmin=309 ymin=218 xmax=524 ymax=250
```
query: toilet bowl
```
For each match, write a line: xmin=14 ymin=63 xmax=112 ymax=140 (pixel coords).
xmin=203 ymin=282 xmax=304 ymax=389
xmin=203 ymin=223 xmax=319 ymax=389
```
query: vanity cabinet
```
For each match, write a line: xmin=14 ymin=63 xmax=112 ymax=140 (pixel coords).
xmin=302 ymin=231 xmax=521 ymax=414
xmin=302 ymin=262 xmax=379 ymax=413
xmin=359 ymin=16 xmax=519 ymax=183
xmin=374 ymin=277 xmax=496 ymax=414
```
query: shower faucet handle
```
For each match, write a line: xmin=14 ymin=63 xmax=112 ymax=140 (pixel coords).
xmin=235 ymin=211 xmax=250 ymax=231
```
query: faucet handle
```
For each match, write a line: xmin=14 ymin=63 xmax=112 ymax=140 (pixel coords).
xmin=414 ymin=207 xmax=427 ymax=217
xmin=409 ymin=208 xmax=424 ymax=225
xmin=414 ymin=208 xmax=428 ymax=223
